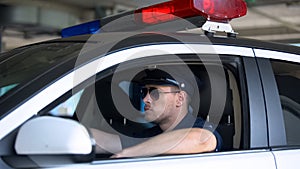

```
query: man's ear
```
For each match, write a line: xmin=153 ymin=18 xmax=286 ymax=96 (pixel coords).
xmin=176 ymin=91 xmax=186 ymax=107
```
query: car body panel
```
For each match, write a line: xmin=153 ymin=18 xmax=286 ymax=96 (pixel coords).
xmin=273 ymin=149 xmax=300 ymax=169
xmin=52 ymin=151 xmax=277 ymax=169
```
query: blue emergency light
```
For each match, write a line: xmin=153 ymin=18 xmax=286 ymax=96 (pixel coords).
xmin=61 ymin=20 xmax=101 ymax=38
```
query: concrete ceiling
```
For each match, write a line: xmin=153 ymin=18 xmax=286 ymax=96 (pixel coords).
xmin=0 ymin=0 xmax=299 ymax=51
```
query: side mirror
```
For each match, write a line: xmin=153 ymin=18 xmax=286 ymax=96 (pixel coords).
xmin=7 ymin=116 xmax=95 ymax=168
xmin=15 ymin=116 xmax=95 ymax=155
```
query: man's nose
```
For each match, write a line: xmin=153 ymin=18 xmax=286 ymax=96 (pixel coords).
xmin=143 ymin=92 xmax=151 ymax=103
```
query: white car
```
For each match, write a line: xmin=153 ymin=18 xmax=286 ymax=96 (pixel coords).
xmin=0 ymin=0 xmax=299 ymax=168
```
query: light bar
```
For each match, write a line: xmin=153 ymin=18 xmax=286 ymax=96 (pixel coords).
xmin=60 ymin=0 xmax=247 ymax=38
xmin=61 ymin=20 xmax=101 ymax=38
xmin=135 ymin=0 xmax=247 ymax=24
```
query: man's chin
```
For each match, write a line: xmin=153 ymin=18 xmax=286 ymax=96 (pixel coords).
xmin=144 ymin=116 xmax=153 ymax=122
xmin=144 ymin=113 xmax=156 ymax=122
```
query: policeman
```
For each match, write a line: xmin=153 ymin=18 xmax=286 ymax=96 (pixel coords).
xmin=91 ymin=66 xmax=222 ymax=157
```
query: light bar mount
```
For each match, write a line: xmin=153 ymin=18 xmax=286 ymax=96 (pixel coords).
xmin=202 ymin=20 xmax=238 ymax=38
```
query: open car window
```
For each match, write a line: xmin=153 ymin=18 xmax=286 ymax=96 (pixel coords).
xmin=38 ymin=54 xmax=246 ymax=157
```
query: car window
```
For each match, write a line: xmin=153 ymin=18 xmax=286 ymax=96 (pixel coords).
xmin=271 ymin=60 xmax=300 ymax=146
xmin=0 ymin=84 xmax=17 ymax=97
xmin=48 ymin=90 xmax=84 ymax=117
xmin=0 ymin=43 xmax=83 ymax=101
xmin=39 ymin=54 xmax=246 ymax=158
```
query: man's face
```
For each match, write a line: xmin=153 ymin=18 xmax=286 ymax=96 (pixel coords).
xmin=142 ymin=85 xmax=179 ymax=123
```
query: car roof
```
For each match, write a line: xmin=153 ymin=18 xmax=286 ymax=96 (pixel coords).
xmin=43 ymin=32 xmax=300 ymax=56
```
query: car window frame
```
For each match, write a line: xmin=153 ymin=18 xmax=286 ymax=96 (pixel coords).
xmin=57 ymin=54 xmax=268 ymax=161
xmin=242 ymin=56 xmax=269 ymax=149
xmin=256 ymin=57 xmax=287 ymax=147
xmin=40 ymin=53 xmax=248 ymax=150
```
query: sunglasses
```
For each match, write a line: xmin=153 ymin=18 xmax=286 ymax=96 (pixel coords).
xmin=141 ymin=87 xmax=180 ymax=101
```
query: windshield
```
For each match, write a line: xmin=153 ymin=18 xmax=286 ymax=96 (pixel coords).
xmin=0 ymin=42 xmax=83 ymax=101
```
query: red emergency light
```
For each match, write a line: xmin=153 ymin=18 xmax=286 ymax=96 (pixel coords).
xmin=135 ymin=0 xmax=247 ymax=24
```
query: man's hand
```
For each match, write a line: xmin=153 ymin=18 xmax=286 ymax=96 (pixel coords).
xmin=90 ymin=128 xmax=122 ymax=154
